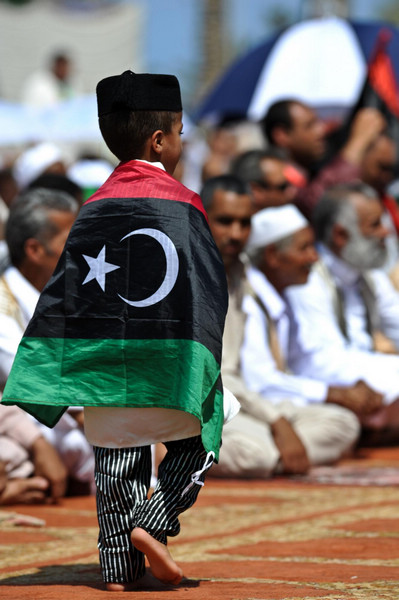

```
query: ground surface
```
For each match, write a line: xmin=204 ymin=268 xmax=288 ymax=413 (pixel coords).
xmin=1 ymin=447 xmax=399 ymax=600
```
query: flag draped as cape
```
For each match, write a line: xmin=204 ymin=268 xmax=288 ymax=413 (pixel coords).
xmin=1 ymin=161 xmax=228 ymax=458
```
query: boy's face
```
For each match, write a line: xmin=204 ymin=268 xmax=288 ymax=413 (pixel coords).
xmin=162 ymin=112 xmax=183 ymax=175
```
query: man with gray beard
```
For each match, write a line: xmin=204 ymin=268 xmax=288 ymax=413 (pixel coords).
xmin=285 ymin=182 xmax=399 ymax=443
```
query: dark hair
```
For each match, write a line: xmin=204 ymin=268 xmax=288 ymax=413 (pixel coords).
xmin=261 ymin=99 xmax=299 ymax=144
xmin=230 ymin=148 xmax=287 ymax=184
xmin=312 ymin=181 xmax=378 ymax=243
xmin=6 ymin=187 xmax=78 ymax=267
xmin=200 ymin=174 xmax=250 ymax=212
xmin=99 ymin=109 xmax=178 ymax=162
xmin=28 ymin=173 xmax=83 ymax=204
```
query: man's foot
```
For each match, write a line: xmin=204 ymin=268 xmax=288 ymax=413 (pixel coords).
xmin=131 ymin=527 xmax=183 ymax=585
xmin=0 ymin=477 xmax=49 ymax=505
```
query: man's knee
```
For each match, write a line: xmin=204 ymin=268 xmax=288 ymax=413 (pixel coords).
xmin=209 ymin=430 xmax=279 ymax=479
xmin=302 ymin=405 xmax=360 ymax=465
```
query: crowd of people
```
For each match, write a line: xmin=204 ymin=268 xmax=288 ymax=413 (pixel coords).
xmin=199 ymin=98 xmax=399 ymax=479
xmin=0 ymin=61 xmax=399 ymax=591
xmin=1 ymin=90 xmax=399 ymax=508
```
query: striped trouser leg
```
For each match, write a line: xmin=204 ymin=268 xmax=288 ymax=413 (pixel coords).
xmin=132 ymin=435 xmax=212 ymax=544
xmin=94 ymin=445 xmax=151 ymax=584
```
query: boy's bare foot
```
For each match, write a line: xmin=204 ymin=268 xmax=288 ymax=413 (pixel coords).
xmin=106 ymin=571 xmax=181 ymax=592
xmin=106 ymin=582 xmax=133 ymax=592
xmin=131 ymin=527 xmax=183 ymax=585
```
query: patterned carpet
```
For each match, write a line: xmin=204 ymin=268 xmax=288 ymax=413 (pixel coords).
xmin=1 ymin=447 xmax=399 ymax=600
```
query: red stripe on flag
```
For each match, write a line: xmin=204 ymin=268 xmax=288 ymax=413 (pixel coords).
xmin=84 ymin=160 xmax=208 ymax=220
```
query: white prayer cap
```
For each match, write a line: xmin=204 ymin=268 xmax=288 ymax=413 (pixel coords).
xmin=13 ymin=142 xmax=64 ymax=190
xmin=67 ymin=159 xmax=113 ymax=189
xmin=246 ymin=205 xmax=309 ymax=253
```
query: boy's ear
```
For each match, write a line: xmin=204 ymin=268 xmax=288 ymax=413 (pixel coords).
xmin=151 ymin=129 xmax=164 ymax=156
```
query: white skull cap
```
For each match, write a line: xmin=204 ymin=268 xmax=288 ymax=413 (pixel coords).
xmin=13 ymin=142 xmax=64 ymax=190
xmin=246 ymin=204 xmax=309 ymax=252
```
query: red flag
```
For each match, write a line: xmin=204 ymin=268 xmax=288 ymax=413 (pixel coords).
xmin=368 ymin=30 xmax=399 ymax=119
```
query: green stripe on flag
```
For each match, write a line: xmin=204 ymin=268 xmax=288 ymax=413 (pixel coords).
xmin=2 ymin=336 xmax=224 ymax=457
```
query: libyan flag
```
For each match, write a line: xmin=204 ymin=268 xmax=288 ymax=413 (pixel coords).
xmin=1 ymin=161 xmax=228 ymax=458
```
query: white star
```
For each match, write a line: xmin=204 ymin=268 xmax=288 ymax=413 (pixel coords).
xmin=82 ymin=245 xmax=120 ymax=292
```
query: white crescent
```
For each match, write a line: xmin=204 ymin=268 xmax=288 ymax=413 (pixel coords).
xmin=117 ymin=228 xmax=179 ymax=308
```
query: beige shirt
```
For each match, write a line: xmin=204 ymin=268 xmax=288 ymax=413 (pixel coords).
xmin=222 ymin=259 xmax=282 ymax=425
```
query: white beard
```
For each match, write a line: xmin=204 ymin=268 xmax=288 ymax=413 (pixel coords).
xmin=341 ymin=227 xmax=387 ymax=271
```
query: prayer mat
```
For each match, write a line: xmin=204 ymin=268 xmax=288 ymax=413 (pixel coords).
xmin=291 ymin=464 xmax=399 ymax=486
xmin=290 ymin=447 xmax=399 ymax=487
xmin=1 ymin=447 xmax=399 ymax=600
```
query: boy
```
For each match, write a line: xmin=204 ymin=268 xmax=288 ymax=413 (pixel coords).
xmin=2 ymin=71 xmax=229 ymax=590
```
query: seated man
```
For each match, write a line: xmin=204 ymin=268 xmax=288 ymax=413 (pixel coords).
xmin=0 ymin=187 xmax=95 ymax=493
xmin=285 ymin=182 xmax=399 ymax=441
xmin=358 ymin=132 xmax=399 ymax=275
xmin=201 ymin=175 xmax=361 ymax=478
xmin=0 ymin=404 xmax=67 ymax=504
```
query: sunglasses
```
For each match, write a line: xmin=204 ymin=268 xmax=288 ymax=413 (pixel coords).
xmin=378 ymin=163 xmax=396 ymax=173
xmin=256 ymin=180 xmax=291 ymax=192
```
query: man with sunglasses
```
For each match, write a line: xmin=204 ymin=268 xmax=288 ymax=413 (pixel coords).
xmin=230 ymin=149 xmax=297 ymax=213
xmin=261 ymin=100 xmax=386 ymax=220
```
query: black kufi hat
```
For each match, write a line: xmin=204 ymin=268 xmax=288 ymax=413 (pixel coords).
xmin=96 ymin=70 xmax=182 ymax=117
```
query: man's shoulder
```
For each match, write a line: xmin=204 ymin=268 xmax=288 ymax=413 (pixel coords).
xmin=285 ymin=261 xmax=332 ymax=308
xmin=0 ymin=274 xmax=22 ymax=320
xmin=368 ymin=268 xmax=399 ymax=300
xmin=246 ymin=267 xmax=281 ymax=305
xmin=311 ymin=258 xmax=335 ymax=285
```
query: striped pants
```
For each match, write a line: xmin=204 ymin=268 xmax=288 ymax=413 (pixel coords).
xmin=94 ymin=436 xmax=212 ymax=584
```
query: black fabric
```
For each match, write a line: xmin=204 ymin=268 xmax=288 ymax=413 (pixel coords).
xmin=97 ymin=71 xmax=182 ymax=116
xmin=24 ymin=196 xmax=227 ymax=362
